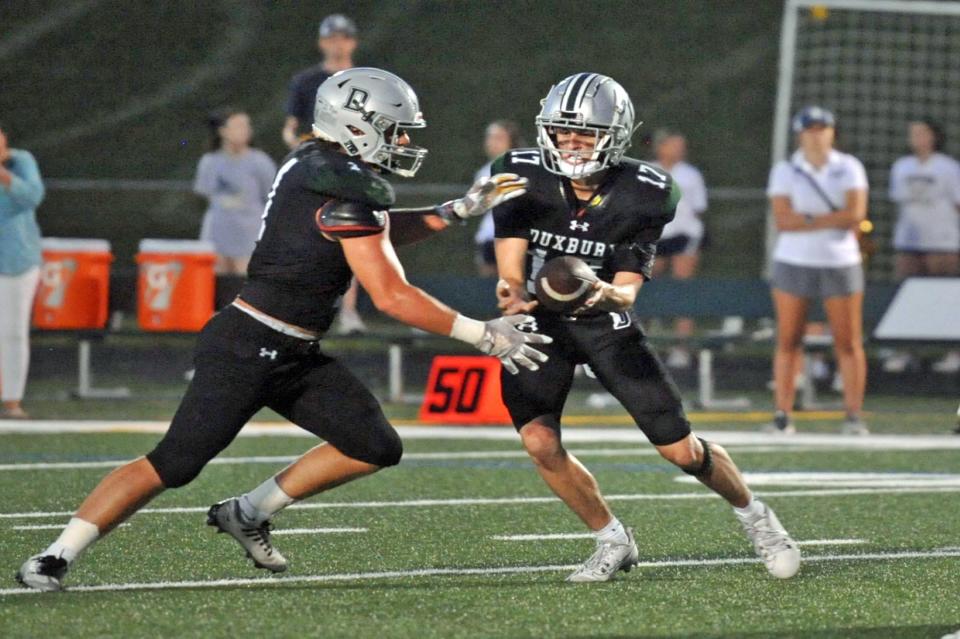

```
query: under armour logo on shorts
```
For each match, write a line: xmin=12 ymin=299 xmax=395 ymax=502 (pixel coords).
xmin=259 ymin=348 xmax=278 ymax=360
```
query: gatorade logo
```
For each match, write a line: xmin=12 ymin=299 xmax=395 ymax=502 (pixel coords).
xmin=143 ymin=262 xmax=184 ymax=311
xmin=38 ymin=258 xmax=77 ymax=309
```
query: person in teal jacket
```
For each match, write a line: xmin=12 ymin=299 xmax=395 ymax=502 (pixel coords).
xmin=0 ymin=123 xmax=45 ymax=419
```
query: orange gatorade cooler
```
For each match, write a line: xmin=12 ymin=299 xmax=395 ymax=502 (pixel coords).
xmin=32 ymin=238 xmax=113 ymax=329
xmin=136 ymin=239 xmax=216 ymax=332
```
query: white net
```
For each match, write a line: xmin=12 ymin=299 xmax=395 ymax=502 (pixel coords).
xmin=778 ymin=1 xmax=960 ymax=280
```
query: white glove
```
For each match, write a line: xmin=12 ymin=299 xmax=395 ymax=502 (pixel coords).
xmin=450 ymin=314 xmax=552 ymax=375
xmin=439 ymin=173 xmax=528 ymax=221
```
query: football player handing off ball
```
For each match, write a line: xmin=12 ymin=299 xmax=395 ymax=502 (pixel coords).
xmin=492 ymin=73 xmax=801 ymax=582
xmin=16 ymin=68 xmax=549 ymax=591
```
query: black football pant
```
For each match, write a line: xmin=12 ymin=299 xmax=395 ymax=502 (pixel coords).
xmin=146 ymin=306 xmax=402 ymax=488
xmin=500 ymin=309 xmax=691 ymax=445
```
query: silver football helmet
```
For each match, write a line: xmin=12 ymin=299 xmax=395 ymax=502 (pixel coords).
xmin=312 ymin=67 xmax=427 ymax=177
xmin=535 ymin=73 xmax=638 ymax=178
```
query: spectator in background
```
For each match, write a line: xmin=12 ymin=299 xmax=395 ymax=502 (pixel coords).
xmin=0 ymin=123 xmax=45 ymax=419
xmin=474 ymin=120 xmax=524 ymax=276
xmin=886 ymin=119 xmax=960 ymax=373
xmin=282 ymin=13 xmax=366 ymax=333
xmin=282 ymin=14 xmax=357 ymax=150
xmin=651 ymin=130 xmax=708 ymax=368
xmin=194 ymin=108 xmax=276 ymax=275
xmin=766 ymin=106 xmax=869 ymax=436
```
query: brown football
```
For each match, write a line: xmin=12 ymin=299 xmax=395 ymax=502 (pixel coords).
xmin=534 ymin=256 xmax=599 ymax=313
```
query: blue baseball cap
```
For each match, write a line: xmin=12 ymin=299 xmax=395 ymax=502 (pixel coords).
xmin=319 ymin=14 xmax=357 ymax=38
xmin=792 ymin=106 xmax=836 ymax=133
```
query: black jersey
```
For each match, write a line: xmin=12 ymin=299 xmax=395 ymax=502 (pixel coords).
xmin=242 ymin=140 xmax=394 ymax=332
xmin=286 ymin=65 xmax=331 ymax=135
xmin=491 ymin=148 xmax=681 ymax=305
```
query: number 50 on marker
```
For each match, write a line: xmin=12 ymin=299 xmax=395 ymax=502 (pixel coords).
xmin=418 ymin=356 xmax=512 ymax=424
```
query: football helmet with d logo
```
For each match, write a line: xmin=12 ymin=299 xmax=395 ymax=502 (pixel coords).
xmin=312 ymin=67 xmax=427 ymax=177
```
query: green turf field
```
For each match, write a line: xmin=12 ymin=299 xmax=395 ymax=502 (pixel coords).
xmin=2 ymin=420 xmax=960 ymax=638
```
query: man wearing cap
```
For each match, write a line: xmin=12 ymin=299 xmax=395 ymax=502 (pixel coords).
xmin=282 ymin=15 xmax=368 ymax=333
xmin=282 ymin=14 xmax=358 ymax=150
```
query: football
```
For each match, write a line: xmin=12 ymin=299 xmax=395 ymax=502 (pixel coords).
xmin=534 ymin=256 xmax=599 ymax=313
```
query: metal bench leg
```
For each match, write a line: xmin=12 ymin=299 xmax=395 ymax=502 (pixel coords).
xmin=388 ymin=343 xmax=403 ymax=403
xmin=696 ymin=348 xmax=751 ymax=409
xmin=801 ymin=351 xmax=817 ymax=409
xmin=698 ymin=348 xmax=715 ymax=407
xmin=74 ymin=339 xmax=131 ymax=399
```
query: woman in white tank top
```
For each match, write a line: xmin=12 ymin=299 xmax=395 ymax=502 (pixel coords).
xmin=765 ymin=106 xmax=869 ymax=434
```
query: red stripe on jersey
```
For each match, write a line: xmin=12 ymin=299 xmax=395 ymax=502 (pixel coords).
xmin=319 ymin=224 xmax=384 ymax=232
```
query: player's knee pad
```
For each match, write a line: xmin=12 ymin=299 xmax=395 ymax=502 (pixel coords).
xmin=354 ymin=426 xmax=403 ymax=468
xmin=680 ymin=437 xmax=714 ymax=477
xmin=145 ymin=448 xmax=208 ymax=489
xmin=639 ymin=409 xmax=692 ymax=447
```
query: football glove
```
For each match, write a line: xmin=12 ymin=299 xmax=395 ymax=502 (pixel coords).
xmin=476 ymin=314 xmax=551 ymax=374
xmin=437 ymin=173 xmax=528 ymax=222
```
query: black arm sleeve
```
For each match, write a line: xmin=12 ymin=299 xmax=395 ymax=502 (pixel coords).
xmin=388 ymin=207 xmax=448 ymax=246
xmin=608 ymin=224 xmax=665 ymax=281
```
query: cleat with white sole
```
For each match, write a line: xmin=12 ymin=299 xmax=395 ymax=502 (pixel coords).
xmin=566 ymin=527 xmax=639 ymax=583
xmin=15 ymin=554 xmax=68 ymax=592
xmin=736 ymin=501 xmax=801 ymax=579
xmin=207 ymin=498 xmax=288 ymax=573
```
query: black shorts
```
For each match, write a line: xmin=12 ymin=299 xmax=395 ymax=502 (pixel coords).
xmin=500 ymin=310 xmax=691 ymax=446
xmin=656 ymin=234 xmax=699 ymax=257
xmin=476 ymin=241 xmax=496 ymax=267
xmin=146 ymin=306 xmax=400 ymax=487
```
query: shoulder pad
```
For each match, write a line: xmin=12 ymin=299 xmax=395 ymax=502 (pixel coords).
xmin=300 ymin=145 xmax=396 ymax=208
xmin=316 ymin=200 xmax=387 ymax=239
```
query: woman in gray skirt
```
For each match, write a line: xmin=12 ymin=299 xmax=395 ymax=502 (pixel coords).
xmin=194 ymin=108 xmax=277 ymax=274
xmin=765 ymin=106 xmax=869 ymax=435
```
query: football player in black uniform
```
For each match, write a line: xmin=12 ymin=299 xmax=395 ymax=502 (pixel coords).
xmin=16 ymin=68 xmax=550 ymax=591
xmin=492 ymin=73 xmax=800 ymax=582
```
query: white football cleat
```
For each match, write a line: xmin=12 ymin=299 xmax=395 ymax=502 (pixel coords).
xmin=207 ymin=498 xmax=288 ymax=573
xmin=16 ymin=554 xmax=69 ymax=592
xmin=566 ymin=527 xmax=639 ymax=583
xmin=736 ymin=501 xmax=801 ymax=579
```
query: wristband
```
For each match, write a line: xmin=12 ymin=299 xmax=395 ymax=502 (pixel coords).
xmin=435 ymin=200 xmax=467 ymax=224
xmin=449 ymin=314 xmax=486 ymax=346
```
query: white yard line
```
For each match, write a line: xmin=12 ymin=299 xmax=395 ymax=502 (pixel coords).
xmin=11 ymin=523 xmax=129 ymax=531
xmin=492 ymin=533 xmax=595 ymax=541
xmin=0 ymin=446 xmax=827 ymax=472
xmin=676 ymin=472 xmax=960 ymax=489
xmin=3 ymin=421 xmax=960 ymax=450
xmin=272 ymin=528 xmax=367 ymax=536
xmin=1 ymin=548 xmax=957 ymax=597
xmin=2 ymin=485 xmax=959 ymax=520
xmin=491 ymin=534 xmax=868 ymax=545
xmin=0 ymin=449 xmax=628 ymax=472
